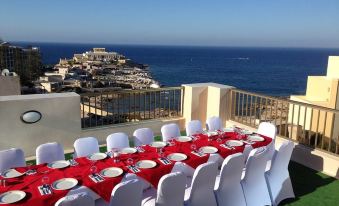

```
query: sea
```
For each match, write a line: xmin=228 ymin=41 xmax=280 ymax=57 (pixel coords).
xmin=15 ymin=42 xmax=339 ymax=97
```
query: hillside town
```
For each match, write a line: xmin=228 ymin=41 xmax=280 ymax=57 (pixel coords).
xmin=37 ymin=48 xmax=160 ymax=93
xmin=0 ymin=41 xmax=160 ymax=94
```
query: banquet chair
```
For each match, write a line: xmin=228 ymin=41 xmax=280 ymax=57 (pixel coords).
xmin=257 ymin=122 xmax=277 ymax=170
xmin=161 ymin=123 xmax=181 ymax=142
xmin=0 ymin=148 xmax=26 ymax=173
xmin=241 ymin=147 xmax=272 ymax=206
xmin=265 ymin=140 xmax=295 ymax=206
xmin=142 ymin=172 xmax=186 ymax=206
xmin=106 ymin=132 xmax=130 ymax=151
xmin=214 ymin=153 xmax=246 ymax=206
xmin=186 ymin=120 xmax=203 ymax=136
xmin=133 ymin=128 xmax=154 ymax=146
xmin=184 ymin=162 xmax=218 ymax=206
xmin=36 ymin=142 xmax=65 ymax=164
xmin=74 ymin=137 xmax=99 ymax=158
xmin=109 ymin=179 xmax=143 ymax=206
xmin=206 ymin=116 xmax=222 ymax=131
xmin=55 ymin=192 xmax=95 ymax=206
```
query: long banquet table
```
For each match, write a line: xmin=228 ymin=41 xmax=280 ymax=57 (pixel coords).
xmin=0 ymin=130 xmax=272 ymax=206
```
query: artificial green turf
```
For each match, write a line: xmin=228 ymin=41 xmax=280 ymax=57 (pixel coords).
xmin=280 ymin=161 xmax=339 ymax=206
xmin=26 ymin=132 xmax=339 ymax=206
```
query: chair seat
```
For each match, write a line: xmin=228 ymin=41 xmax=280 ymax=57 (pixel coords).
xmin=142 ymin=187 xmax=157 ymax=206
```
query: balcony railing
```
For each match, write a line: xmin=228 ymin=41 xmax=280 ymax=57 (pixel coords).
xmin=230 ymin=88 xmax=339 ymax=156
xmin=80 ymin=87 xmax=183 ymax=128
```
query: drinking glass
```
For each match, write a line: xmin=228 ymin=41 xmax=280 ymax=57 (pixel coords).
xmin=126 ymin=158 xmax=134 ymax=166
xmin=217 ymin=138 xmax=222 ymax=144
xmin=0 ymin=179 xmax=7 ymax=189
xmin=191 ymin=144 xmax=197 ymax=152
xmin=90 ymin=165 xmax=97 ymax=175
xmin=42 ymin=176 xmax=49 ymax=187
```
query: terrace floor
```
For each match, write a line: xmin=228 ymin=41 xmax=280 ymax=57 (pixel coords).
xmin=26 ymin=134 xmax=339 ymax=206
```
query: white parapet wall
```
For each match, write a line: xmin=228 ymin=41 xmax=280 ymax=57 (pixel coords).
xmin=0 ymin=93 xmax=81 ymax=156
xmin=0 ymin=76 xmax=21 ymax=96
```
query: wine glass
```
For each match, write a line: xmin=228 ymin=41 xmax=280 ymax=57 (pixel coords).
xmin=157 ymin=147 xmax=164 ymax=158
xmin=42 ymin=176 xmax=49 ymax=187
xmin=90 ymin=165 xmax=97 ymax=175
xmin=126 ymin=158 xmax=134 ymax=166
xmin=0 ymin=179 xmax=7 ymax=189
xmin=191 ymin=144 xmax=197 ymax=152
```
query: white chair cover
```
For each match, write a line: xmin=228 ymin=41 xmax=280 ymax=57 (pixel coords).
xmin=214 ymin=153 xmax=246 ymax=206
xmin=133 ymin=128 xmax=154 ymax=146
xmin=241 ymin=147 xmax=272 ymax=206
xmin=0 ymin=148 xmax=26 ymax=173
xmin=106 ymin=132 xmax=130 ymax=151
xmin=257 ymin=122 xmax=277 ymax=170
xmin=206 ymin=116 xmax=222 ymax=131
xmin=265 ymin=141 xmax=295 ymax=206
xmin=185 ymin=162 xmax=218 ymax=206
xmin=109 ymin=179 xmax=142 ymax=206
xmin=55 ymin=192 xmax=95 ymax=206
xmin=74 ymin=137 xmax=99 ymax=158
xmin=142 ymin=172 xmax=186 ymax=206
xmin=161 ymin=123 xmax=181 ymax=142
xmin=186 ymin=120 xmax=203 ymax=136
xmin=36 ymin=142 xmax=65 ymax=164
xmin=257 ymin=122 xmax=277 ymax=140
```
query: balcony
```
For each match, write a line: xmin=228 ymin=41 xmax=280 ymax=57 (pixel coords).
xmin=0 ymin=83 xmax=338 ymax=205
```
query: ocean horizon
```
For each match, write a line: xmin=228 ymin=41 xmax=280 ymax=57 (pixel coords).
xmin=15 ymin=42 xmax=339 ymax=97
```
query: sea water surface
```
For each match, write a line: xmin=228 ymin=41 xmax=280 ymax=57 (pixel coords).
xmin=16 ymin=42 xmax=339 ymax=96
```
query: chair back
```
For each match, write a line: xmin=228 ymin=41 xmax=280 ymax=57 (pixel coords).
xmin=74 ymin=137 xmax=99 ymax=158
xmin=133 ymin=128 xmax=154 ymax=146
xmin=36 ymin=142 xmax=64 ymax=164
xmin=106 ymin=132 xmax=129 ymax=151
xmin=161 ymin=123 xmax=180 ymax=142
xmin=156 ymin=172 xmax=186 ymax=206
xmin=186 ymin=120 xmax=203 ymax=136
xmin=215 ymin=153 xmax=246 ymax=206
xmin=257 ymin=122 xmax=276 ymax=140
xmin=241 ymin=147 xmax=272 ymax=206
xmin=187 ymin=162 xmax=218 ymax=206
xmin=109 ymin=179 xmax=142 ymax=206
xmin=269 ymin=140 xmax=294 ymax=174
xmin=0 ymin=148 xmax=26 ymax=173
xmin=206 ymin=116 xmax=222 ymax=131
xmin=55 ymin=192 xmax=95 ymax=206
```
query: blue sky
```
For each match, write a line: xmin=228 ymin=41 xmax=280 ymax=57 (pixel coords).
xmin=1 ymin=0 xmax=339 ymax=48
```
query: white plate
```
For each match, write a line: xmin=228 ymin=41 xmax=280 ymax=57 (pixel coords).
xmin=248 ymin=135 xmax=265 ymax=142
xmin=0 ymin=190 xmax=26 ymax=204
xmin=87 ymin=153 xmax=107 ymax=161
xmin=167 ymin=153 xmax=187 ymax=161
xmin=176 ymin=136 xmax=192 ymax=142
xmin=136 ymin=160 xmax=157 ymax=169
xmin=207 ymin=131 xmax=218 ymax=136
xmin=242 ymin=130 xmax=253 ymax=135
xmin=100 ymin=167 xmax=123 ymax=178
xmin=226 ymin=140 xmax=244 ymax=147
xmin=1 ymin=169 xmax=24 ymax=179
xmin=223 ymin=127 xmax=235 ymax=132
xmin=200 ymin=146 xmax=218 ymax=154
xmin=150 ymin=141 xmax=167 ymax=148
xmin=52 ymin=178 xmax=78 ymax=190
xmin=120 ymin=147 xmax=137 ymax=154
xmin=47 ymin=160 xmax=70 ymax=169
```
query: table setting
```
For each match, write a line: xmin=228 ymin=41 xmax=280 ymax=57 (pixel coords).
xmin=0 ymin=127 xmax=272 ymax=205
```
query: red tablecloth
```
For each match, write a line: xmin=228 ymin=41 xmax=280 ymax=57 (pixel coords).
xmin=0 ymin=131 xmax=272 ymax=206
